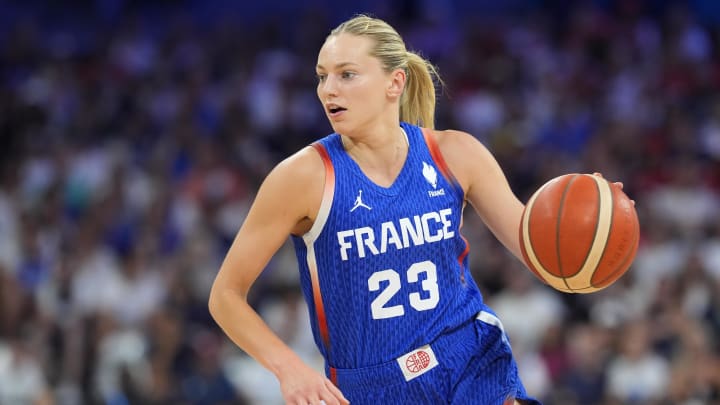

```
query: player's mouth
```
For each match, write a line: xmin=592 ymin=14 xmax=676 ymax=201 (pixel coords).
xmin=326 ymin=103 xmax=347 ymax=118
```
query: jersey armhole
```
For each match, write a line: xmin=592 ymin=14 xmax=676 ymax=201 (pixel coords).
xmin=421 ymin=128 xmax=465 ymax=199
xmin=305 ymin=142 xmax=336 ymax=243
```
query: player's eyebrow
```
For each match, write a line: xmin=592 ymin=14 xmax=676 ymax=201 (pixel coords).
xmin=316 ymin=62 xmax=359 ymax=70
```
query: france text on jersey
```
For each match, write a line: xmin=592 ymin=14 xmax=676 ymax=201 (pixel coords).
xmin=336 ymin=208 xmax=454 ymax=260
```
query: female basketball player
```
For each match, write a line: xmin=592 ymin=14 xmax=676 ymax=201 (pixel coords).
xmin=209 ymin=14 xmax=544 ymax=405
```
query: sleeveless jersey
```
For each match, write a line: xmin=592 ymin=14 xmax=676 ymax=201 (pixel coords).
xmin=291 ymin=122 xmax=485 ymax=370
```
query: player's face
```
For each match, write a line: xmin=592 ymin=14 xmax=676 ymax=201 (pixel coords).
xmin=316 ymin=34 xmax=393 ymax=134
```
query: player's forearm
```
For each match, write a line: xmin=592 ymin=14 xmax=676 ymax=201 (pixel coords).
xmin=476 ymin=196 xmax=525 ymax=263
xmin=208 ymin=287 xmax=304 ymax=378
xmin=500 ymin=201 xmax=525 ymax=262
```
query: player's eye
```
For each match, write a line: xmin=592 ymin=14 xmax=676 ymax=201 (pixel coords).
xmin=341 ymin=71 xmax=356 ymax=80
xmin=316 ymin=73 xmax=327 ymax=82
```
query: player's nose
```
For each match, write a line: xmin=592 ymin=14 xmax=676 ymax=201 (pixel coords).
xmin=319 ymin=74 xmax=339 ymax=96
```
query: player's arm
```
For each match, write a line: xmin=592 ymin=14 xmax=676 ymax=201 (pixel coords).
xmin=208 ymin=146 xmax=348 ymax=405
xmin=433 ymin=130 xmax=526 ymax=262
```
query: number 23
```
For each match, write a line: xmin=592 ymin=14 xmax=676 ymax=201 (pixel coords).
xmin=368 ymin=260 xmax=440 ymax=319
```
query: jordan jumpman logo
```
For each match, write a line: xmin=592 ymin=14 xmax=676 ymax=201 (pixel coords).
xmin=350 ymin=189 xmax=372 ymax=212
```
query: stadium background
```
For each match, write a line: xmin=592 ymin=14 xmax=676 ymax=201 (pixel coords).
xmin=0 ymin=0 xmax=719 ymax=403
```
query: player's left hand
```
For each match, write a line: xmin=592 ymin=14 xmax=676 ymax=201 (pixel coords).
xmin=592 ymin=172 xmax=635 ymax=206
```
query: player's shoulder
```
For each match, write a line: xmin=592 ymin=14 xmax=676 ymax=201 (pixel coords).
xmin=255 ymin=144 xmax=327 ymax=225
xmin=426 ymin=128 xmax=485 ymax=158
xmin=424 ymin=128 xmax=493 ymax=192
xmin=262 ymin=146 xmax=325 ymax=200
xmin=276 ymin=144 xmax=325 ymax=176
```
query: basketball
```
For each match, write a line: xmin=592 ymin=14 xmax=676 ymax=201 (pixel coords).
xmin=519 ymin=173 xmax=640 ymax=293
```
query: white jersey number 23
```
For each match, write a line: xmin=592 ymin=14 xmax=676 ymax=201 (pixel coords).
xmin=368 ymin=260 xmax=439 ymax=319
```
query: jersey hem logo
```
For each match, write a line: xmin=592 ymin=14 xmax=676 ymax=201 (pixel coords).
xmin=350 ymin=189 xmax=372 ymax=212
xmin=397 ymin=344 xmax=439 ymax=381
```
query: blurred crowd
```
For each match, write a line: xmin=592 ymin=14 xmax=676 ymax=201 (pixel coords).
xmin=1 ymin=1 xmax=720 ymax=404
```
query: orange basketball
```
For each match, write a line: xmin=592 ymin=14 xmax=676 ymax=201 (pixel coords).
xmin=519 ymin=173 xmax=640 ymax=293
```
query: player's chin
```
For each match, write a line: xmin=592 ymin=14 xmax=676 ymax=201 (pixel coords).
xmin=328 ymin=120 xmax=349 ymax=134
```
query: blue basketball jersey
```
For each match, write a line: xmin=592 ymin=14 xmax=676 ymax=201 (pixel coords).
xmin=291 ymin=122 xmax=485 ymax=371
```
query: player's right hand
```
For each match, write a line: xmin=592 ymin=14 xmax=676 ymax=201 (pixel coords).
xmin=278 ymin=361 xmax=349 ymax=405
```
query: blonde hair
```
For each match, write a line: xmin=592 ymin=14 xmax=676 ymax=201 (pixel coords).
xmin=329 ymin=14 xmax=443 ymax=129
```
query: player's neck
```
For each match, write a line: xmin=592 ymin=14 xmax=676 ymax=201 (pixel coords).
xmin=341 ymin=126 xmax=409 ymax=186
xmin=341 ymin=125 xmax=407 ymax=160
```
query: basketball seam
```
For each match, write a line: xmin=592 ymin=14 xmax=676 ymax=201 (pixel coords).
xmin=592 ymin=202 xmax=640 ymax=287
xmin=568 ymin=175 xmax=601 ymax=291
xmin=591 ymin=182 xmax=614 ymax=288
xmin=556 ymin=174 xmax=577 ymax=292
xmin=565 ymin=175 xmax=613 ymax=291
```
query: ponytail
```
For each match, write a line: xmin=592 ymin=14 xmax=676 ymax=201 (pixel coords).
xmin=401 ymin=51 xmax=443 ymax=129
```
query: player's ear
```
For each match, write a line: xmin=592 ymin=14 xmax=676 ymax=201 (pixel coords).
xmin=387 ymin=68 xmax=406 ymax=98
